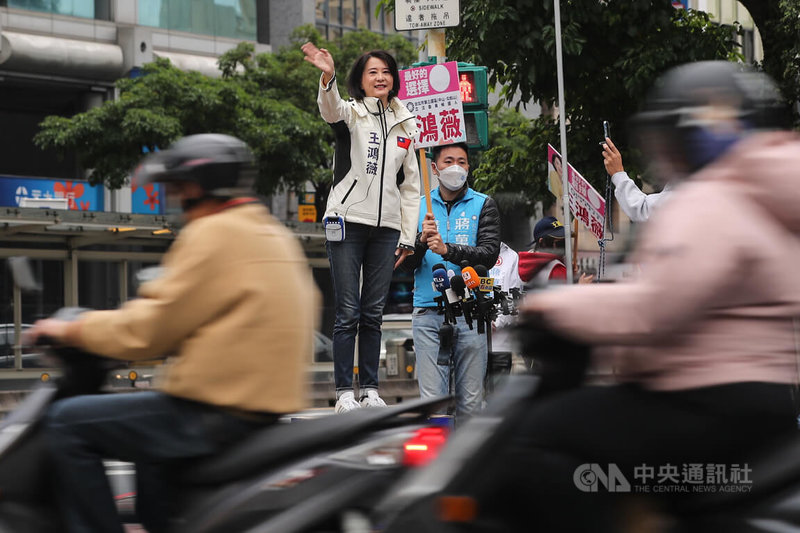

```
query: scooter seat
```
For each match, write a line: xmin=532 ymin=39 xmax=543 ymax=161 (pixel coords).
xmin=179 ymin=395 xmax=450 ymax=486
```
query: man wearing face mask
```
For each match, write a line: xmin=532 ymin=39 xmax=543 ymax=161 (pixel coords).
xmin=401 ymin=142 xmax=500 ymax=416
xmin=517 ymin=216 xmax=568 ymax=284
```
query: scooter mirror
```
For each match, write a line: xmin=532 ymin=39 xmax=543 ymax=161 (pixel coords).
xmin=8 ymin=257 xmax=41 ymax=292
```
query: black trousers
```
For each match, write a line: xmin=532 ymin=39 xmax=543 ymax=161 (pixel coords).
xmin=480 ymin=382 xmax=798 ymax=532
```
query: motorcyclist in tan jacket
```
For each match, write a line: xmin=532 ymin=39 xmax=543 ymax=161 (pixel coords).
xmin=30 ymin=134 xmax=318 ymax=533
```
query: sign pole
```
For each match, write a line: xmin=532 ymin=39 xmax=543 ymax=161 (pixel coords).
xmin=420 ymin=28 xmax=447 ymax=215
xmin=420 ymin=149 xmax=434 ymax=213
xmin=553 ymin=0 xmax=574 ymax=283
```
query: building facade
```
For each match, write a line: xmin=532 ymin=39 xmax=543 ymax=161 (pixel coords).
xmin=0 ymin=1 xmax=413 ymax=352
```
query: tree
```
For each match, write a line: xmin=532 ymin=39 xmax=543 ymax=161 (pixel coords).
xmin=744 ymin=0 xmax=800 ymax=121
xmin=34 ymin=26 xmax=416 ymax=220
xmin=379 ymin=0 xmax=742 ymax=212
xmin=455 ymin=1 xmax=741 ymax=211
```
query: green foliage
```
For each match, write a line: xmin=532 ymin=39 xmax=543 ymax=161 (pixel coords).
xmin=446 ymin=1 xmax=740 ymax=211
xmin=34 ymin=25 xmax=416 ymax=217
xmin=760 ymin=0 xmax=800 ymax=125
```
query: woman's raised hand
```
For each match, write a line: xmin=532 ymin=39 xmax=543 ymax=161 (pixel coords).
xmin=301 ymin=42 xmax=335 ymax=83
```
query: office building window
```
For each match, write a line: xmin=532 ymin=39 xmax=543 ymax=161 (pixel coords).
xmin=316 ymin=0 xmax=416 ymax=43
xmin=138 ymin=0 xmax=257 ymax=41
xmin=1 ymin=0 xmax=110 ymax=20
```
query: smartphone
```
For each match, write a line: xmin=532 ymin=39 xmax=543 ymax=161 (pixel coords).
xmin=602 ymin=120 xmax=611 ymax=140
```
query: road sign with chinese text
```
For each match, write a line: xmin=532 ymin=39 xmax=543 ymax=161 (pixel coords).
xmin=395 ymin=0 xmax=460 ymax=31
xmin=547 ymin=144 xmax=606 ymax=240
xmin=298 ymin=205 xmax=317 ymax=223
xmin=399 ymin=62 xmax=466 ymax=149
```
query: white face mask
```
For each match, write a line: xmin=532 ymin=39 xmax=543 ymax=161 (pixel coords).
xmin=436 ymin=165 xmax=468 ymax=190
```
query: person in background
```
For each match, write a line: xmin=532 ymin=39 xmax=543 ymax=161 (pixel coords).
xmin=518 ymin=216 xmax=593 ymax=285
xmin=302 ymin=42 xmax=421 ymax=412
xmin=602 ymin=137 xmax=671 ymax=222
xmin=402 ymin=142 xmax=501 ymax=417
xmin=30 ymin=134 xmax=317 ymax=533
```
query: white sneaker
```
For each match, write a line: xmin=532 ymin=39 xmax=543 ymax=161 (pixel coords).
xmin=360 ymin=389 xmax=387 ymax=408
xmin=335 ymin=391 xmax=361 ymax=413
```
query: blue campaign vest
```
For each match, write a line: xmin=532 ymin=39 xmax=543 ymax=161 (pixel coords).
xmin=413 ymin=187 xmax=488 ymax=308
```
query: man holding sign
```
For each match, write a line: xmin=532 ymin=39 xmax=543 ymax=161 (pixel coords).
xmin=402 ymin=142 xmax=500 ymax=417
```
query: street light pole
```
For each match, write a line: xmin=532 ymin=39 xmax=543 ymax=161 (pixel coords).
xmin=554 ymin=0 xmax=574 ymax=284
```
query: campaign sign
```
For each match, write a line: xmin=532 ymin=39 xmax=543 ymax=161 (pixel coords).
xmin=399 ymin=62 xmax=467 ymax=149
xmin=0 ymin=176 xmax=104 ymax=211
xmin=547 ymin=145 xmax=606 ymax=240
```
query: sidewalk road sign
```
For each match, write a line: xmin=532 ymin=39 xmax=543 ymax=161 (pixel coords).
xmin=395 ymin=0 xmax=460 ymax=31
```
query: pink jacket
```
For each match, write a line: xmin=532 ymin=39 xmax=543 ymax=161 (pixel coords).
xmin=534 ymin=132 xmax=800 ymax=390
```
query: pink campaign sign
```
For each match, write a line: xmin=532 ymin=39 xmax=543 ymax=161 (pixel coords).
xmin=547 ymin=144 xmax=606 ymax=240
xmin=398 ymin=62 xmax=460 ymax=99
xmin=399 ymin=62 xmax=467 ymax=149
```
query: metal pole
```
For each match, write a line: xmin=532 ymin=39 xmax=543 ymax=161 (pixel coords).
xmin=554 ymin=0 xmax=574 ymax=283
xmin=13 ymin=284 xmax=21 ymax=371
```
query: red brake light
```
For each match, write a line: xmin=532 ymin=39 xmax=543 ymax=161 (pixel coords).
xmin=402 ymin=426 xmax=448 ymax=467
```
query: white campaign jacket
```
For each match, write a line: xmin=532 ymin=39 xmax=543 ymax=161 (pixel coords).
xmin=318 ymin=74 xmax=421 ymax=248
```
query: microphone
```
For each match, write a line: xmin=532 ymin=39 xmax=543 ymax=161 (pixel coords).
xmin=463 ymin=265 xmax=493 ymax=334
xmin=450 ymin=275 xmax=474 ymax=330
xmin=432 ymin=263 xmax=459 ymax=324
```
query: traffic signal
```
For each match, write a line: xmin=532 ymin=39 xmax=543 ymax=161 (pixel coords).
xmin=457 ymin=63 xmax=489 ymax=151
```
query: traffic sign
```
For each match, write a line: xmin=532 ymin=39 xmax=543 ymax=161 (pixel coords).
xmin=298 ymin=205 xmax=317 ymax=223
xmin=395 ymin=0 xmax=460 ymax=31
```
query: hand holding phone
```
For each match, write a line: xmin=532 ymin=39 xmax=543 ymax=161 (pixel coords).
xmin=602 ymin=136 xmax=624 ymax=176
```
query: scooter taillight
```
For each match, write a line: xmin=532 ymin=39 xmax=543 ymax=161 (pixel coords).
xmin=402 ymin=427 xmax=448 ymax=467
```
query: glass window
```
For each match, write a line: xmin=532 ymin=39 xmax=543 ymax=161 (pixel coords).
xmin=138 ymin=0 xmax=257 ymax=40
xmin=342 ymin=0 xmax=355 ymax=28
xmin=384 ymin=6 xmax=393 ymax=33
xmin=328 ymin=0 xmax=341 ymax=25
xmin=357 ymin=0 xmax=369 ymax=29
xmin=3 ymin=0 xmax=109 ymax=19
xmin=316 ymin=0 xmax=327 ymax=21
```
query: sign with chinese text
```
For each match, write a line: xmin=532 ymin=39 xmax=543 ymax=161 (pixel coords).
xmin=395 ymin=0 xmax=460 ymax=30
xmin=0 ymin=176 xmax=104 ymax=211
xmin=298 ymin=205 xmax=317 ymax=223
xmin=399 ymin=62 xmax=466 ymax=149
xmin=547 ymin=145 xmax=606 ymax=240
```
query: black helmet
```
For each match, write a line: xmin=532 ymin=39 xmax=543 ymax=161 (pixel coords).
xmin=632 ymin=61 xmax=787 ymax=174
xmin=134 ymin=134 xmax=256 ymax=197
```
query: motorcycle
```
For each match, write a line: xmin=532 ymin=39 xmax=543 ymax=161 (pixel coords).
xmin=370 ymin=321 xmax=800 ymax=532
xmin=0 ymin=307 xmax=451 ymax=533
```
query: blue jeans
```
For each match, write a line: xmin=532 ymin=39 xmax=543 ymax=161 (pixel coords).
xmin=44 ymin=391 xmax=270 ymax=533
xmin=412 ymin=307 xmax=487 ymax=416
xmin=327 ymin=222 xmax=400 ymax=393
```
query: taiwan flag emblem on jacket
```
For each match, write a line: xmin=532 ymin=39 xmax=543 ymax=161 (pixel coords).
xmin=397 ymin=137 xmax=411 ymax=150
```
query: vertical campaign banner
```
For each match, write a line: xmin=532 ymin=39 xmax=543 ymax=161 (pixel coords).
xmin=398 ymin=62 xmax=467 ymax=149
xmin=547 ymin=144 xmax=606 ymax=240
xmin=0 ymin=176 xmax=104 ymax=211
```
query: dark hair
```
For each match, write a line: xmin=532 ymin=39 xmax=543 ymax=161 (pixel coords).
xmin=346 ymin=50 xmax=400 ymax=102
xmin=549 ymin=152 xmax=562 ymax=165
xmin=432 ymin=142 xmax=470 ymax=163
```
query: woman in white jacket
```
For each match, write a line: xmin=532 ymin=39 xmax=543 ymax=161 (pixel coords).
xmin=302 ymin=42 xmax=421 ymax=412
